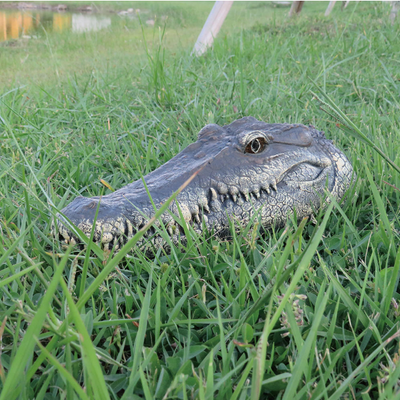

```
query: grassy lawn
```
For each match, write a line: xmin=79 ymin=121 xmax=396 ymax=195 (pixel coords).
xmin=1 ymin=1 xmax=400 ymax=398
xmin=1 ymin=1 xmax=335 ymax=87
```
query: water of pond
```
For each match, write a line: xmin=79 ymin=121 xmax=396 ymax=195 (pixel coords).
xmin=0 ymin=9 xmax=118 ymax=42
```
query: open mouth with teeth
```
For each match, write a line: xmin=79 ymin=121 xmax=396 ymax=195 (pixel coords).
xmin=205 ymin=161 xmax=332 ymax=208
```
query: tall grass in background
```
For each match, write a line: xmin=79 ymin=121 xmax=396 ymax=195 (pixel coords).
xmin=0 ymin=1 xmax=400 ymax=398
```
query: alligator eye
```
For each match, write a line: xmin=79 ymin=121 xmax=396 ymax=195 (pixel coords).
xmin=245 ymin=137 xmax=267 ymax=154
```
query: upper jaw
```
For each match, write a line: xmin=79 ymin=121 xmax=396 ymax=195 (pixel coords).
xmin=203 ymin=149 xmax=333 ymax=199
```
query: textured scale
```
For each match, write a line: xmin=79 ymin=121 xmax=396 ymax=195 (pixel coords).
xmin=54 ymin=117 xmax=355 ymax=254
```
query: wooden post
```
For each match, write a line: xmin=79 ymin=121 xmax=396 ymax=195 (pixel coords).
xmin=390 ymin=1 xmax=400 ymax=25
xmin=341 ymin=1 xmax=350 ymax=10
xmin=289 ymin=1 xmax=304 ymax=17
xmin=192 ymin=1 xmax=234 ymax=57
xmin=325 ymin=1 xmax=336 ymax=16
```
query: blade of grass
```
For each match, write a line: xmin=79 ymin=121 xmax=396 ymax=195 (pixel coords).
xmin=79 ymin=197 xmax=103 ymax=301
xmin=364 ymin=163 xmax=395 ymax=258
xmin=320 ymin=255 xmax=369 ymax=329
xmin=0 ymin=248 xmax=70 ymax=400
xmin=139 ymin=366 xmax=153 ymax=400
xmin=252 ymin=201 xmax=335 ymax=399
xmin=205 ymin=349 xmax=214 ymax=399
xmin=121 ymin=272 xmax=153 ymax=399
xmin=230 ymin=358 xmax=254 ymax=400
xmin=282 ymin=281 xmax=331 ymax=399
xmin=35 ymin=339 xmax=90 ymax=400
xmin=76 ymin=170 xmax=199 ymax=309
xmin=383 ymin=247 xmax=400 ymax=317
xmin=0 ymin=264 xmax=38 ymax=288
xmin=328 ymin=330 xmax=400 ymax=400
xmin=59 ymin=278 xmax=110 ymax=400
xmin=310 ymin=82 xmax=400 ymax=175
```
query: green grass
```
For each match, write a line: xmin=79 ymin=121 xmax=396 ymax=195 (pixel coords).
xmin=0 ymin=1 xmax=308 ymax=87
xmin=1 ymin=1 xmax=400 ymax=398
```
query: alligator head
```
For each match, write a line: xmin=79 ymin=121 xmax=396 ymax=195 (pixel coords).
xmin=54 ymin=117 xmax=355 ymax=253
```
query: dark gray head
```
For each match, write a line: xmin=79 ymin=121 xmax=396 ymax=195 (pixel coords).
xmin=55 ymin=117 xmax=355 ymax=251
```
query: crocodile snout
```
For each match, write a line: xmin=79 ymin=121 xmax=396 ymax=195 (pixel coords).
xmin=55 ymin=196 xmax=133 ymax=250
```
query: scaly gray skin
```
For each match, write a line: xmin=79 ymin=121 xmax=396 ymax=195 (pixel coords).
xmin=55 ymin=117 xmax=355 ymax=253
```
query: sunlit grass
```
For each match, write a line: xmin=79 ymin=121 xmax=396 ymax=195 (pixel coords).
xmin=1 ymin=1 xmax=400 ymax=399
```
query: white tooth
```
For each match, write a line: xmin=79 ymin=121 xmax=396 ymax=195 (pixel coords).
xmin=254 ymin=189 xmax=260 ymax=199
xmin=116 ymin=218 xmax=125 ymax=234
xmin=135 ymin=216 xmax=144 ymax=226
xmin=101 ymin=232 xmax=113 ymax=244
xmin=263 ymin=184 xmax=271 ymax=195
xmin=179 ymin=203 xmax=192 ymax=223
xmin=168 ymin=227 xmax=174 ymax=236
xmin=192 ymin=205 xmax=200 ymax=216
xmin=232 ymin=194 xmax=237 ymax=202
xmin=217 ymin=182 xmax=228 ymax=194
xmin=229 ymin=186 xmax=239 ymax=195
xmin=242 ymin=191 xmax=249 ymax=201
xmin=272 ymin=180 xmax=278 ymax=191
xmin=210 ymin=187 xmax=218 ymax=200
xmin=127 ymin=220 xmax=133 ymax=236
xmin=220 ymin=194 xmax=225 ymax=202
xmin=204 ymin=204 xmax=210 ymax=213
xmin=194 ymin=214 xmax=200 ymax=223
